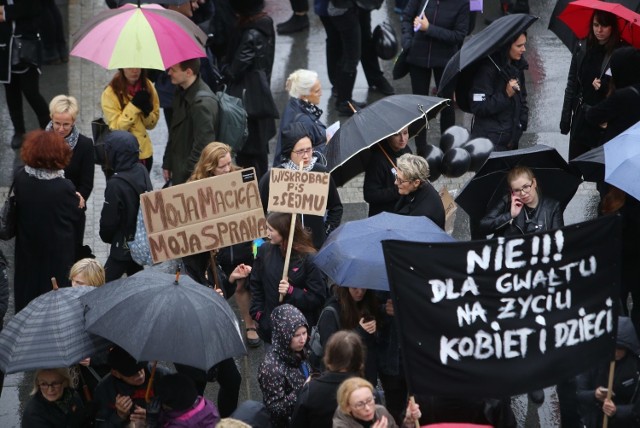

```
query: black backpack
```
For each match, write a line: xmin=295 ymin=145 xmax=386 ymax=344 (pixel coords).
xmin=308 ymin=305 xmax=340 ymax=372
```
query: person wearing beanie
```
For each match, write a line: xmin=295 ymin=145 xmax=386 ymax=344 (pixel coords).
xmin=259 ymin=122 xmax=343 ymax=249
xmin=585 ymin=46 xmax=640 ymax=145
xmin=147 ymin=373 xmax=220 ymax=428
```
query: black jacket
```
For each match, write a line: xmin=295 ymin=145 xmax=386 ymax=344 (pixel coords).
xmin=585 ymin=84 xmax=640 ymax=144
xmin=99 ymin=131 xmax=152 ymax=261
xmin=259 ymin=163 xmax=343 ymax=249
xmin=65 ymin=133 xmax=95 ymax=201
xmin=0 ymin=0 xmax=43 ymax=82
xmin=394 ymin=182 xmax=445 ymax=229
xmin=478 ymin=195 xmax=563 ymax=237
xmin=470 ymin=56 xmax=529 ymax=150
xmin=291 ymin=371 xmax=357 ymax=428
xmin=363 ymin=141 xmax=412 ymax=217
xmin=401 ymin=0 xmax=469 ymax=69
xmin=249 ymin=243 xmax=326 ymax=343
xmin=22 ymin=389 xmax=87 ymax=428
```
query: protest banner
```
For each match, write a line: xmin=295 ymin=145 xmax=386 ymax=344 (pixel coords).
xmin=382 ymin=216 xmax=621 ymax=398
xmin=141 ymin=168 xmax=267 ymax=264
xmin=267 ymin=167 xmax=330 ymax=216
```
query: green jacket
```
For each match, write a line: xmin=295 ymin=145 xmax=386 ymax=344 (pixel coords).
xmin=163 ymin=76 xmax=218 ymax=185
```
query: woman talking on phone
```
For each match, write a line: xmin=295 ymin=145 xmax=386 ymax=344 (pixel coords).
xmin=478 ymin=166 xmax=563 ymax=237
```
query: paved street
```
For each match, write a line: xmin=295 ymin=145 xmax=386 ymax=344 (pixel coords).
xmin=0 ymin=0 xmax=600 ymax=426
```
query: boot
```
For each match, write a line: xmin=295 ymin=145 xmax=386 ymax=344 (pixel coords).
xmin=335 ymin=71 xmax=366 ymax=116
xmin=277 ymin=14 xmax=309 ymax=35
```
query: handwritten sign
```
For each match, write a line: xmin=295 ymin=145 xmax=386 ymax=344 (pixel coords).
xmin=267 ymin=168 xmax=330 ymax=216
xmin=382 ymin=216 xmax=621 ymax=398
xmin=141 ymin=168 xmax=267 ymax=263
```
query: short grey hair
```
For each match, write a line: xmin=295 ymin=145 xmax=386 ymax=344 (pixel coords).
xmin=396 ymin=153 xmax=430 ymax=182
xmin=285 ymin=69 xmax=319 ymax=98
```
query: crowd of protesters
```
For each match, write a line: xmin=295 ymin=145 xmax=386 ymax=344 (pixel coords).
xmin=2 ymin=0 xmax=640 ymax=427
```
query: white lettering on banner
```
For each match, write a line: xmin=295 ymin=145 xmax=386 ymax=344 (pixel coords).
xmin=554 ymin=300 xmax=614 ymax=348
xmin=440 ymin=328 xmax=536 ymax=364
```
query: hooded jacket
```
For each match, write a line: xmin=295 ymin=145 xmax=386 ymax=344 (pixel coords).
xmin=99 ymin=131 xmax=152 ymax=261
xmin=258 ymin=304 xmax=310 ymax=428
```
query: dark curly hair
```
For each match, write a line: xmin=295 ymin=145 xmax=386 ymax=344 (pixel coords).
xmin=21 ymin=130 xmax=72 ymax=170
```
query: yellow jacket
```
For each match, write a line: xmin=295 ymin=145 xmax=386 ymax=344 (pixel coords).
xmin=101 ymin=78 xmax=160 ymax=159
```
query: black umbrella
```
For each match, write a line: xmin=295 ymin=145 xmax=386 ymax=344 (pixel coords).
xmin=549 ymin=0 xmax=640 ymax=51
xmin=80 ymin=269 xmax=246 ymax=371
xmin=455 ymin=144 xmax=583 ymax=222
xmin=569 ymin=144 xmax=604 ymax=182
xmin=438 ymin=13 xmax=538 ymax=113
xmin=326 ymin=95 xmax=449 ymax=187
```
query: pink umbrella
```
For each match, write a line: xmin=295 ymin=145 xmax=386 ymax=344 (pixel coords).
xmin=70 ymin=3 xmax=207 ymax=70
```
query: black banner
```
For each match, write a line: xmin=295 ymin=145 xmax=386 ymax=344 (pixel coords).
xmin=382 ymin=216 xmax=621 ymax=398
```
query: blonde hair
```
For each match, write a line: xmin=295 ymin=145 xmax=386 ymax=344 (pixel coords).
xmin=285 ymin=69 xmax=319 ymax=99
xmin=49 ymin=95 xmax=79 ymax=120
xmin=30 ymin=368 xmax=76 ymax=396
xmin=216 ymin=419 xmax=252 ymax=428
xmin=69 ymin=258 xmax=106 ymax=287
xmin=337 ymin=377 xmax=374 ymax=413
xmin=189 ymin=142 xmax=239 ymax=182
xmin=396 ymin=153 xmax=430 ymax=182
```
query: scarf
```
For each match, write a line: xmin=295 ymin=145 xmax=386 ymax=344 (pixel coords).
xmin=282 ymin=157 xmax=317 ymax=172
xmin=53 ymin=388 xmax=76 ymax=415
xmin=299 ymin=99 xmax=323 ymax=121
xmin=25 ymin=165 xmax=65 ymax=180
xmin=45 ymin=121 xmax=80 ymax=150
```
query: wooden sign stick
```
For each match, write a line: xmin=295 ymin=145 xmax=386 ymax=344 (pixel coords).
xmin=602 ymin=359 xmax=616 ymax=428
xmin=279 ymin=161 xmax=304 ymax=303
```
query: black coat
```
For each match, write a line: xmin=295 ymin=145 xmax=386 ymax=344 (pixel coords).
xmin=14 ymin=169 xmax=82 ymax=311
xmin=249 ymin=243 xmax=326 ymax=343
xmin=0 ymin=0 xmax=43 ymax=82
xmin=22 ymin=389 xmax=87 ymax=428
xmin=585 ymin=84 xmax=640 ymax=144
xmin=291 ymin=371 xmax=357 ymax=428
xmin=65 ymin=133 xmax=95 ymax=201
xmin=401 ymin=0 xmax=469 ymax=69
xmin=259 ymin=163 xmax=343 ymax=249
xmin=394 ymin=182 xmax=445 ymax=229
xmin=470 ymin=56 xmax=529 ymax=150
xmin=363 ymin=141 xmax=412 ymax=217
xmin=478 ymin=195 xmax=563 ymax=237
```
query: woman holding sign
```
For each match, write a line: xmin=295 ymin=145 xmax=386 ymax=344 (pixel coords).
xmin=259 ymin=121 xmax=343 ymax=249
xmin=249 ymin=212 xmax=326 ymax=344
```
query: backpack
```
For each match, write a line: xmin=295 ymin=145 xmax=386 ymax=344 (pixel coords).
xmin=308 ymin=305 xmax=340 ymax=372
xmin=197 ymin=88 xmax=249 ymax=152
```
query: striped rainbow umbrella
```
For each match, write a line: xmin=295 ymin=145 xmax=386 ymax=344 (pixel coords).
xmin=70 ymin=3 xmax=207 ymax=70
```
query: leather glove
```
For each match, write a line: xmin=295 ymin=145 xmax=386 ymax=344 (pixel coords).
xmin=560 ymin=120 xmax=571 ymax=135
xmin=130 ymin=90 xmax=152 ymax=116
xmin=145 ymin=397 xmax=161 ymax=428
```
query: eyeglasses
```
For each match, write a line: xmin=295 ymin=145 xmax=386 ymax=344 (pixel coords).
xmin=38 ymin=381 xmax=64 ymax=390
xmin=394 ymin=175 xmax=412 ymax=185
xmin=511 ymin=182 xmax=533 ymax=195
xmin=52 ymin=122 xmax=74 ymax=130
xmin=292 ymin=147 xmax=313 ymax=156
xmin=352 ymin=396 xmax=375 ymax=411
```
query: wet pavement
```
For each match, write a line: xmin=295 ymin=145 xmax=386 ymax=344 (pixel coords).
xmin=0 ymin=0 xmax=599 ymax=426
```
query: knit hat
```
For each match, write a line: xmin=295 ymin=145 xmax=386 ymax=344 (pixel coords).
xmin=230 ymin=0 xmax=264 ymax=16
xmin=156 ymin=373 xmax=199 ymax=411
xmin=610 ymin=46 xmax=640 ymax=88
xmin=280 ymin=122 xmax=312 ymax=161
xmin=107 ymin=346 xmax=146 ymax=377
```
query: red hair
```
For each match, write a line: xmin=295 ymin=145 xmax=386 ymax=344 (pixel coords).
xmin=21 ymin=130 xmax=72 ymax=170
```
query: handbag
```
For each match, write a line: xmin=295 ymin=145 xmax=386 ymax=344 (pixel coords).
xmin=11 ymin=35 xmax=43 ymax=67
xmin=392 ymin=48 xmax=411 ymax=80
xmin=571 ymin=101 xmax=605 ymax=148
xmin=128 ymin=205 xmax=153 ymax=266
xmin=0 ymin=181 xmax=17 ymax=241
xmin=241 ymin=69 xmax=280 ymax=119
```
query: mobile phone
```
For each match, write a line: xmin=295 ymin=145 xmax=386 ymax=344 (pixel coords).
xmin=362 ymin=314 xmax=375 ymax=323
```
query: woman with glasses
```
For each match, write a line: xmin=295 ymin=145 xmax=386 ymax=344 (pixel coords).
xmin=333 ymin=377 xmax=421 ymax=427
xmin=47 ymin=95 xmax=95 ymax=261
xmin=22 ymin=368 xmax=88 ymax=427
xmin=259 ymin=122 xmax=343 ymax=249
xmin=478 ymin=166 xmax=563 ymax=237
xmin=393 ymin=153 xmax=445 ymax=229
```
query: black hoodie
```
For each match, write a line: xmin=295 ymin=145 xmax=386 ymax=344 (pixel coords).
xmin=99 ymin=131 xmax=152 ymax=261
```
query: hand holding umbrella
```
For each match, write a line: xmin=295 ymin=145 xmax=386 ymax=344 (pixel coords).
xmin=414 ymin=0 xmax=430 ymax=32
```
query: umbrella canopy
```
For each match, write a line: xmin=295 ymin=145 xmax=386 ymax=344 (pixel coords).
xmin=569 ymin=144 xmax=604 ymax=182
xmin=313 ymin=212 xmax=455 ymax=291
xmin=438 ymin=14 xmax=539 ymax=113
xmin=455 ymin=145 xmax=583 ymax=222
xmin=80 ymin=269 xmax=246 ymax=371
xmin=70 ymin=3 xmax=207 ymax=70
xmin=603 ymin=121 xmax=640 ymax=200
xmin=558 ymin=0 xmax=640 ymax=49
xmin=326 ymin=95 xmax=449 ymax=187
xmin=0 ymin=286 xmax=110 ymax=374
xmin=549 ymin=0 xmax=640 ymax=51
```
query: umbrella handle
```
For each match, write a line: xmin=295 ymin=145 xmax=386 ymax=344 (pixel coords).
xmin=51 ymin=277 xmax=58 ymax=291
xmin=145 ymin=361 xmax=158 ymax=403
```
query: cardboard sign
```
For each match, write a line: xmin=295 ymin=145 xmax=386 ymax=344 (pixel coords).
xmin=382 ymin=216 xmax=621 ymax=398
xmin=267 ymin=168 xmax=330 ymax=216
xmin=141 ymin=168 xmax=267 ymax=263
xmin=439 ymin=186 xmax=457 ymax=234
